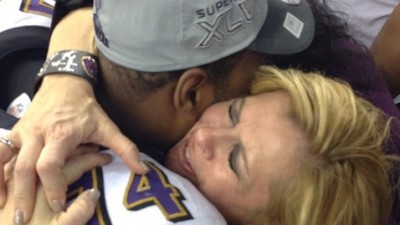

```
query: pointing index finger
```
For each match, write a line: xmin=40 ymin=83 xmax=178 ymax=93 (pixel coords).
xmin=95 ymin=128 xmax=149 ymax=174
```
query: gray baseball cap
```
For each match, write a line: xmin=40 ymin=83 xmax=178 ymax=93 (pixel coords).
xmin=94 ymin=0 xmax=314 ymax=72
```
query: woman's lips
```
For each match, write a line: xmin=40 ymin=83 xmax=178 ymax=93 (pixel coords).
xmin=178 ymin=141 xmax=197 ymax=181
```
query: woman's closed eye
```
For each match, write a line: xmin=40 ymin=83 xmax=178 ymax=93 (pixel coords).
xmin=227 ymin=98 xmax=246 ymax=178
xmin=228 ymin=98 xmax=244 ymax=126
xmin=229 ymin=143 xmax=240 ymax=176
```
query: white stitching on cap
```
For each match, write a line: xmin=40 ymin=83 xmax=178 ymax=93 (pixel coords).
xmin=280 ymin=0 xmax=301 ymax=5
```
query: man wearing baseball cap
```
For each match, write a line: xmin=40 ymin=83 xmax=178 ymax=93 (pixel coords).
xmin=88 ymin=0 xmax=314 ymax=154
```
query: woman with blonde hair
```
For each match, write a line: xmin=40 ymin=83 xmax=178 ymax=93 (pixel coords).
xmin=1 ymin=66 xmax=397 ymax=225
xmin=245 ymin=66 xmax=396 ymax=225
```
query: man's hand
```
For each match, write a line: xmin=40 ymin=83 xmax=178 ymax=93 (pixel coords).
xmin=0 ymin=7 xmax=148 ymax=224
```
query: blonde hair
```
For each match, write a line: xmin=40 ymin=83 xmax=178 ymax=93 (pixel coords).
xmin=249 ymin=66 xmax=395 ymax=225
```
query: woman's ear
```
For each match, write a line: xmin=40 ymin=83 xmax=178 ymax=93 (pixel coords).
xmin=173 ymin=68 xmax=215 ymax=117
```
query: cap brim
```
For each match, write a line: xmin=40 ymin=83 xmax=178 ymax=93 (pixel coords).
xmin=248 ymin=0 xmax=315 ymax=55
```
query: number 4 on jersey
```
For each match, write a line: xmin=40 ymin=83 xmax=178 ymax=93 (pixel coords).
xmin=124 ymin=162 xmax=193 ymax=222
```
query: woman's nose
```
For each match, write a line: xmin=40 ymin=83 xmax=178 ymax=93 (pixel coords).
xmin=191 ymin=127 xmax=231 ymax=160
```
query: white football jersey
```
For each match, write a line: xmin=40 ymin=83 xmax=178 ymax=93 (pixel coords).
xmin=68 ymin=151 xmax=227 ymax=225
xmin=0 ymin=0 xmax=55 ymax=33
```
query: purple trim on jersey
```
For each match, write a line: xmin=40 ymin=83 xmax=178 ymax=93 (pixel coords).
xmin=20 ymin=0 xmax=54 ymax=17
xmin=68 ymin=168 xmax=112 ymax=225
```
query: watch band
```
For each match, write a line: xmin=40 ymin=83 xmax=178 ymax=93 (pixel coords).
xmin=34 ymin=50 xmax=99 ymax=92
